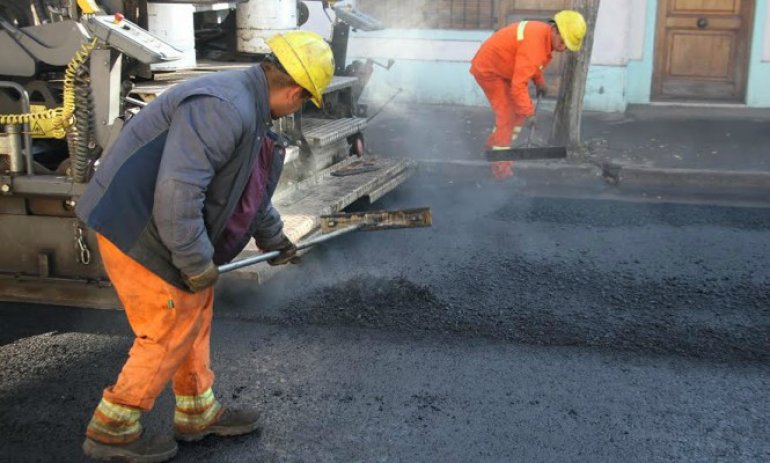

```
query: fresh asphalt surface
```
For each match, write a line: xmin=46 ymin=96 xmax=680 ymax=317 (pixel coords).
xmin=1 ymin=170 xmax=769 ymax=462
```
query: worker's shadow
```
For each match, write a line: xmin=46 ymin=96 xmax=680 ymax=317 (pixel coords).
xmin=0 ymin=300 xmax=131 ymax=346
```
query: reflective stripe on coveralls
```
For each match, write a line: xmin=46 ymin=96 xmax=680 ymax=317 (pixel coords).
xmin=85 ymin=234 xmax=223 ymax=443
xmin=86 ymin=398 xmax=142 ymax=445
xmin=174 ymin=387 xmax=224 ymax=433
xmin=517 ymin=21 xmax=528 ymax=41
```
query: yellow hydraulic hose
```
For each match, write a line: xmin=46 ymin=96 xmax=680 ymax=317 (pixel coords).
xmin=0 ymin=38 xmax=98 ymax=139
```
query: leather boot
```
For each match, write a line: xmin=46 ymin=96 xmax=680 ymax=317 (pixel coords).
xmin=175 ymin=406 xmax=261 ymax=442
xmin=82 ymin=431 xmax=177 ymax=462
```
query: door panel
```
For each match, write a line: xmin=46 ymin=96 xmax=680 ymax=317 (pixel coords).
xmin=672 ymin=0 xmax=739 ymax=13
xmin=668 ymin=33 xmax=732 ymax=77
xmin=653 ymin=0 xmax=753 ymax=101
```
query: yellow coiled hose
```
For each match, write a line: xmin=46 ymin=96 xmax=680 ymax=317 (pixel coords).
xmin=0 ymin=38 xmax=98 ymax=139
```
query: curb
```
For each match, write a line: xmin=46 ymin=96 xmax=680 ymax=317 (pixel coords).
xmin=416 ymin=159 xmax=602 ymax=185
xmin=604 ymin=163 xmax=770 ymax=192
xmin=625 ymin=104 xmax=770 ymax=122
xmin=415 ymin=158 xmax=770 ymax=197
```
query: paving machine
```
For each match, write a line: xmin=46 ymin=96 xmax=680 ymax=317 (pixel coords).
xmin=0 ymin=0 xmax=412 ymax=308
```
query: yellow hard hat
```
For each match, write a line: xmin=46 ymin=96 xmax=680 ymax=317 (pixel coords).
xmin=554 ymin=10 xmax=587 ymax=52
xmin=266 ymin=31 xmax=335 ymax=108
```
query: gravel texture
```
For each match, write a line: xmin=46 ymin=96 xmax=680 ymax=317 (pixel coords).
xmin=2 ymin=173 xmax=769 ymax=462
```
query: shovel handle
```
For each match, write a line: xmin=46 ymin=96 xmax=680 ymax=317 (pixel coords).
xmin=526 ymin=94 xmax=541 ymax=148
xmin=217 ymin=224 xmax=365 ymax=274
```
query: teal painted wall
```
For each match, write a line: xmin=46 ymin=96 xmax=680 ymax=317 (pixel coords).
xmin=361 ymin=60 xmax=487 ymax=107
xmin=625 ymin=0 xmax=658 ymax=105
xmin=359 ymin=60 xmax=629 ymax=112
xmin=348 ymin=29 xmax=491 ymax=107
xmin=350 ymin=27 xmax=631 ymax=112
xmin=747 ymin=0 xmax=770 ymax=107
xmin=349 ymin=0 xmax=769 ymax=111
xmin=350 ymin=33 xmax=629 ymax=112
xmin=584 ymin=66 xmax=627 ymax=112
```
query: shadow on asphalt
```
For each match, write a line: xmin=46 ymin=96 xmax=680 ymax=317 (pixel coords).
xmin=0 ymin=302 xmax=130 ymax=346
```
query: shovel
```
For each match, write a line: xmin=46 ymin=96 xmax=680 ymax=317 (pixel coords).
xmin=484 ymin=95 xmax=567 ymax=162
xmin=218 ymin=208 xmax=432 ymax=274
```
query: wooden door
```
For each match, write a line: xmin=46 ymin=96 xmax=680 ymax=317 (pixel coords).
xmin=653 ymin=0 xmax=754 ymax=101
xmin=497 ymin=0 xmax=571 ymax=96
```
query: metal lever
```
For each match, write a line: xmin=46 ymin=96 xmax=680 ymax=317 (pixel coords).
xmin=372 ymin=59 xmax=395 ymax=70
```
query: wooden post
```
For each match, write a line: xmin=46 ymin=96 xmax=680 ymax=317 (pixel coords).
xmin=550 ymin=0 xmax=600 ymax=150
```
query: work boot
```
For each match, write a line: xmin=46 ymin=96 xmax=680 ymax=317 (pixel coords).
xmin=174 ymin=406 xmax=261 ymax=442
xmin=82 ymin=431 xmax=177 ymax=463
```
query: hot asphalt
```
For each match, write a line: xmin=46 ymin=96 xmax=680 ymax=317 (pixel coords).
xmin=0 ymin=104 xmax=768 ymax=462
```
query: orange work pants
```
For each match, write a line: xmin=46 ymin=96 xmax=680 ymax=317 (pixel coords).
xmin=474 ymin=76 xmax=527 ymax=148
xmin=97 ymin=234 xmax=215 ymax=411
xmin=473 ymin=76 xmax=526 ymax=180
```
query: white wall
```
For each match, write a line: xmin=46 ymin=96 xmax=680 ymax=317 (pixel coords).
xmin=627 ymin=0 xmax=648 ymax=61
xmin=591 ymin=0 xmax=646 ymax=65
xmin=300 ymin=2 xmax=335 ymax=39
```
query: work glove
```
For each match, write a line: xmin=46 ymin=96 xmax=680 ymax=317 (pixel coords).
xmin=264 ymin=234 xmax=299 ymax=266
xmin=182 ymin=261 xmax=219 ymax=293
xmin=536 ymin=86 xmax=547 ymax=99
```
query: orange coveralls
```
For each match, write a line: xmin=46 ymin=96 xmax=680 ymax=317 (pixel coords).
xmin=86 ymin=234 xmax=218 ymax=443
xmin=98 ymin=233 xmax=215 ymax=409
xmin=470 ymin=21 xmax=553 ymax=179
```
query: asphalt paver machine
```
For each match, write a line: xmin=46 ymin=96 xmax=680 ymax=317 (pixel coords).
xmin=0 ymin=0 xmax=412 ymax=308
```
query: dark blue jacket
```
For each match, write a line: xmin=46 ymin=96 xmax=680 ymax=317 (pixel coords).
xmin=76 ymin=66 xmax=284 ymax=289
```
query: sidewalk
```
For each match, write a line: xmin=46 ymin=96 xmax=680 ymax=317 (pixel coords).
xmin=364 ymin=103 xmax=770 ymax=197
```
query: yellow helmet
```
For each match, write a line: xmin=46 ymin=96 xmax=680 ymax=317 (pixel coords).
xmin=554 ymin=10 xmax=587 ymax=52
xmin=266 ymin=31 xmax=335 ymax=108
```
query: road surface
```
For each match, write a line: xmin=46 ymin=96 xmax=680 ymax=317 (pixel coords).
xmin=1 ymin=173 xmax=768 ymax=462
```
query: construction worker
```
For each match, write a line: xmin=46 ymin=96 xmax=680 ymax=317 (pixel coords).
xmin=470 ymin=10 xmax=587 ymax=180
xmin=75 ymin=31 xmax=334 ymax=462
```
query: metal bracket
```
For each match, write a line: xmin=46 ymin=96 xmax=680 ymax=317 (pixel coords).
xmin=320 ymin=207 xmax=432 ymax=234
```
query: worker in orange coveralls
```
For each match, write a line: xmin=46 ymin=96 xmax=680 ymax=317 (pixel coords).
xmin=75 ymin=31 xmax=334 ymax=462
xmin=470 ymin=10 xmax=587 ymax=180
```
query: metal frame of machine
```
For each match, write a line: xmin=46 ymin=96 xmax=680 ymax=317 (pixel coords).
xmin=0 ymin=0 xmax=410 ymax=309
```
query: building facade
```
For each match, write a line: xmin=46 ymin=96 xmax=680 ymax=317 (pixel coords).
xmin=306 ymin=0 xmax=770 ymax=112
